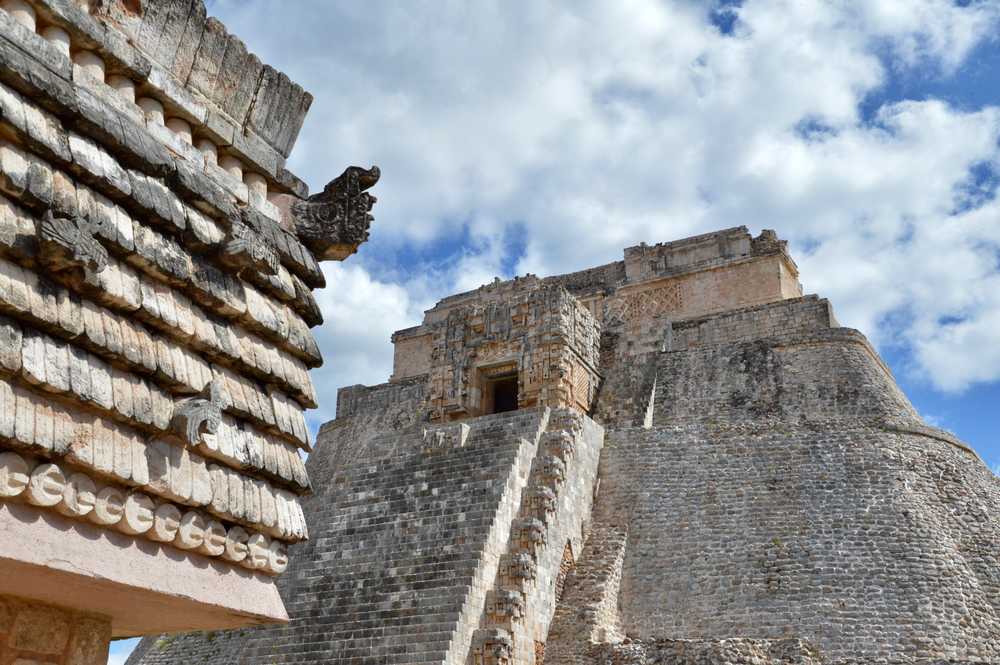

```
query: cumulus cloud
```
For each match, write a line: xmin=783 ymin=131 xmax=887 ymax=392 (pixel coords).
xmin=210 ymin=0 xmax=1000 ymax=400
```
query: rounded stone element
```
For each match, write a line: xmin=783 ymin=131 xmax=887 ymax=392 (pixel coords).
xmin=267 ymin=539 xmax=289 ymax=574
xmin=223 ymin=526 xmax=249 ymax=563
xmin=198 ymin=519 xmax=227 ymax=557
xmin=148 ymin=503 xmax=182 ymax=542
xmin=137 ymin=97 xmax=165 ymax=125
xmin=116 ymin=492 xmax=154 ymax=535
xmin=0 ymin=451 xmax=31 ymax=497
xmin=219 ymin=154 xmax=243 ymax=181
xmin=89 ymin=486 xmax=125 ymax=526
xmin=72 ymin=50 xmax=106 ymax=83
xmin=174 ymin=510 xmax=206 ymax=550
xmin=165 ymin=117 xmax=193 ymax=145
xmin=57 ymin=472 xmax=97 ymax=517
xmin=27 ymin=463 xmax=66 ymax=507
xmin=1 ymin=0 xmax=36 ymax=31
xmin=243 ymin=532 xmax=270 ymax=570
xmin=40 ymin=25 xmax=71 ymax=59
xmin=196 ymin=139 xmax=218 ymax=167
xmin=107 ymin=74 xmax=136 ymax=103
xmin=244 ymin=172 xmax=267 ymax=198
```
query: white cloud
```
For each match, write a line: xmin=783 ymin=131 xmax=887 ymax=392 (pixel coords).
xmin=211 ymin=0 xmax=1000 ymax=395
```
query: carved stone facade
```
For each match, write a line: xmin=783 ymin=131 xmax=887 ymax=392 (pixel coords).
xmin=0 ymin=0 xmax=375 ymax=662
xmin=398 ymin=284 xmax=602 ymax=422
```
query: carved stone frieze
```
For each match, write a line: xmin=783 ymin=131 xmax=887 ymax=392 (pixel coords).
xmin=421 ymin=422 xmax=470 ymax=454
xmin=171 ymin=381 xmax=223 ymax=446
xmin=291 ymin=165 xmax=379 ymax=261
xmin=485 ymin=589 xmax=524 ymax=625
xmin=37 ymin=209 xmax=108 ymax=279
xmin=472 ymin=628 xmax=513 ymax=665
xmin=219 ymin=220 xmax=280 ymax=276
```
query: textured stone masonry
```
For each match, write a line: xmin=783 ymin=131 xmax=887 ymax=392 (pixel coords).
xmin=131 ymin=232 xmax=999 ymax=663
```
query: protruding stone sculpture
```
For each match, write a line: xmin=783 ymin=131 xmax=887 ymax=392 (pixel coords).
xmin=38 ymin=209 xmax=108 ymax=278
xmin=291 ymin=165 xmax=379 ymax=261
xmin=171 ymin=381 xmax=223 ymax=446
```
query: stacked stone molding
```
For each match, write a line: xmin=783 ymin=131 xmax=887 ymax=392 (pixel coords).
xmin=133 ymin=229 xmax=1000 ymax=663
xmin=0 ymin=0 xmax=380 ymax=656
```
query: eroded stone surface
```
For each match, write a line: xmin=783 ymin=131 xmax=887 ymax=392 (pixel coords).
xmin=0 ymin=0 xmax=366 ymax=644
xmin=133 ymin=228 xmax=1000 ymax=665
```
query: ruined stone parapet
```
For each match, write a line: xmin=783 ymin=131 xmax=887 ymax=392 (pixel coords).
xmin=0 ymin=0 xmax=377 ymax=653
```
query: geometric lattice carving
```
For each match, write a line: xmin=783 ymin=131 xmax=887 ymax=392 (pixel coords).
xmin=605 ymin=282 xmax=683 ymax=325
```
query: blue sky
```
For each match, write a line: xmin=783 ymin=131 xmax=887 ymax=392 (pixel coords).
xmin=112 ymin=1 xmax=1000 ymax=661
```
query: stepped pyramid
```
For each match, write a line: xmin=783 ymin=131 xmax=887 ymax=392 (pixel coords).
xmin=132 ymin=227 xmax=1000 ymax=665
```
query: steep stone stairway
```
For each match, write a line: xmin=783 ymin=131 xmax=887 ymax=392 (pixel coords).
xmin=465 ymin=408 xmax=604 ymax=665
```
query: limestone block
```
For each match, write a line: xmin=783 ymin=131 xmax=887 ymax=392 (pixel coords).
xmin=222 ymin=525 xmax=249 ymax=564
xmin=112 ymin=429 xmax=132 ymax=482
xmin=66 ymin=615 xmax=111 ymax=665
xmin=111 ymin=368 xmax=133 ymax=420
xmin=244 ymin=477 xmax=260 ymax=525
xmin=168 ymin=440 xmax=193 ymax=504
xmin=11 ymin=605 xmax=70 ymax=655
xmin=267 ymin=540 xmax=288 ymax=575
xmin=227 ymin=469 xmax=245 ymax=520
xmin=190 ymin=455 xmax=212 ymax=507
xmin=57 ymin=472 xmax=97 ymax=518
xmin=0 ymin=381 xmax=13 ymax=439
xmin=89 ymin=486 xmax=125 ymax=526
xmin=243 ymin=532 xmax=269 ymax=570
xmin=208 ymin=464 xmax=228 ymax=515
xmin=145 ymin=437 xmax=171 ymax=497
xmin=33 ymin=401 xmax=53 ymax=453
xmin=13 ymin=385 xmax=35 ymax=450
xmin=72 ymin=50 xmax=106 ymax=85
xmin=130 ymin=432 xmax=149 ymax=486
xmin=257 ymin=479 xmax=276 ymax=529
xmin=137 ymin=97 xmax=164 ymax=126
xmin=198 ymin=519 xmax=226 ymax=558
xmin=0 ymin=451 xmax=30 ymax=497
xmin=173 ymin=510 xmax=206 ymax=550
xmin=90 ymin=417 xmax=114 ymax=475
xmin=27 ymin=463 xmax=66 ymax=507
xmin=148 ymin=502 xmax=181 ymax=542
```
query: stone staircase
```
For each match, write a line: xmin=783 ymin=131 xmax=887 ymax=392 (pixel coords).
xmin=466 ymin=409 xmax=604 ymax=665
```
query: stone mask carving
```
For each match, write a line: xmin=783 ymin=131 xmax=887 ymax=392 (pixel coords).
xmin=291 ymin=165 xmax=379 ymax=261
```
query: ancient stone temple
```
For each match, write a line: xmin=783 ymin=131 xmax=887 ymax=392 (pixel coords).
xmin=0 ymin=0 xmax=377 ymax=662
xmin=130 ymin=225 xmax=1000 ymax=664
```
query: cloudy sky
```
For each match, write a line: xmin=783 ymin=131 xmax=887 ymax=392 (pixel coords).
xmin=113 ymin=0 xmax=1000 ymax=658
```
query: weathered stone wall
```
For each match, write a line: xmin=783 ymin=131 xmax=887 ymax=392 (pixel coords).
xmin=0 ymin=594 xmax=110 ymax=665
xmin=549 ymin=297 xmax=999 ymax=663
xmin=584 ymin=421 xmax=1000 ymax=663
xmin=0 ymin=0 xmax=375 ymax=647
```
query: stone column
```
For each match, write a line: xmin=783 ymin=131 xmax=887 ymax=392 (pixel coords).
xmin=0 ymin=594 xmax=111 ymax=665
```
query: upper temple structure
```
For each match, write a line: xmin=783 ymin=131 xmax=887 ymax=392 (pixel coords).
xmin=132 ymin=226 xmax=1000 ymax=664
xmin=0 ymin=0 xmax=378 ymax=662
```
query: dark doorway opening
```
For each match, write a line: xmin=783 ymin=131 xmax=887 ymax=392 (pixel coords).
xmin=486 ymin=375 xmax=519 ymax=414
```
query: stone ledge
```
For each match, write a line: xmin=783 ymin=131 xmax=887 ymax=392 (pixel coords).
xmin=0 ymin=501 xmax=289 ymax=637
